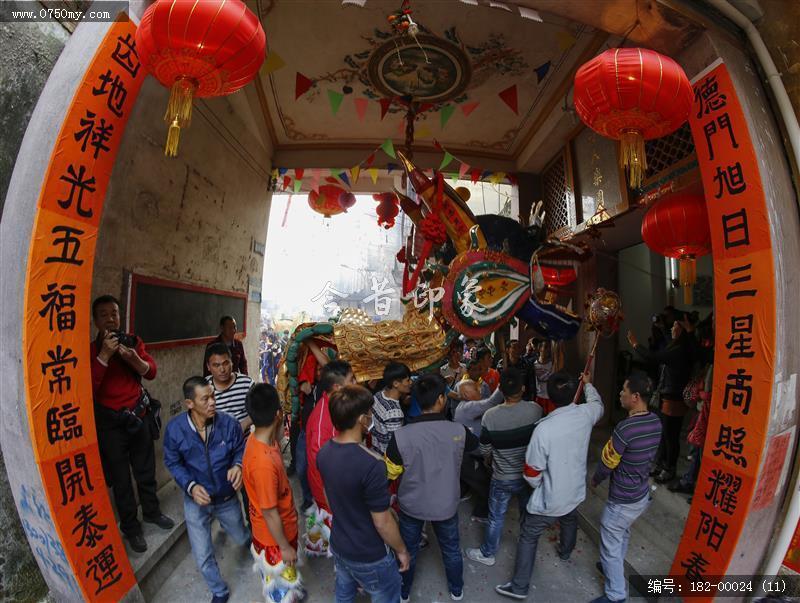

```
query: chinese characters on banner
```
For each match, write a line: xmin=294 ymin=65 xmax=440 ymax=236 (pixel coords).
xmin=22 ymin=18 xmax=144 ymax=601
xmin=669 ymin=61 xmax=776 ymax=596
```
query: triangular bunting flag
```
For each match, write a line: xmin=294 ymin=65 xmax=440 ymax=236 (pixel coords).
xmin=263 ymin=51 xmax=286 ymax=75
xmin=461 ymin=101 xmax=479 ymax=117
xmin=293 ymin=179 xmax=303 ymax=193
xmin=278 ymin=167 xmax=288 ymax=176
xmin=556 ymin=30 xmax=577 ymax=51
xmin=387 ymin=163 xmax=397 ymax=174
xmin=416 ymin=125 xmax=432 ymax=139
xmin=489 ymin=171 xmax=506 ymax=185
xmin=354 ymin=97 xmax=369 ymax=121
xmin=534 ymin=61 xmax=552 ymax=84
xmin=449 ymin=172 xmax=459 ymax=185
xmin=381 ymin=138 xmax=396 ymax=159
xmin=439 ymin=151 xmax=454 ymax=171
xmin=365 ymin=153 xmax=376 ymax=168
xmin=459 ymin=162 xmax=470 ymax=179
xmin=295 ymin=73 xmax=313 ymax=99
xmin=418 ymin=103 xmax=434 ymax=113
xmin=440 ymin=105 xmax=455 ymax=128
xmin=498 ymin=85 xmax=519 ymax=115
xmin=294 ymin=168 xmax=304 ymax=181
xmin=350 ymin=165 xmax=361 ymax=184
xmin=338 ymin=171 xmax=350 ymax=187
xmin=481 ymin=170 xmax=493 ymax=179
xmin=368 ymin=168 xmax=379 ymax=185
xmin=433 ymin=139 xmax=444 ymax=150
xmin=470 ymin=168 xmax=481 ymax=183
xmin=271 ymin=168 xmax=279 ymax=179
xmin=379 ymin=98 xmax=392 ymax=120
xmin=282 ymin=175 xmax=292 ymax=190
xmin=328 ymin=90 xmax=344 ymax=115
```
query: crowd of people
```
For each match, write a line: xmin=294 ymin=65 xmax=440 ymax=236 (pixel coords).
xmin=89 ymin=292 xmax=713 ymax=603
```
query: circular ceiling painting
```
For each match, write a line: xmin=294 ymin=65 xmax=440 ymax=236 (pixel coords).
xmin=368 ymin=35 xmax=472 ymax=104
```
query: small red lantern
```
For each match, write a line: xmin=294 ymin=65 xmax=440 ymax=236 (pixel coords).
xmin=641 ymin=193 xmax=711 ymax=304
xmin=338 ymin=191 xmax=357 ymax=212
xmin=309 ymin=184 xmax=347 ymax=218
xmin=573 ymin=48 xmax=692 ymax=187
xmin=136 ymin=0 xmax=266 ymax=156
xmin=374 ymin=192 xmax=400 ymax=229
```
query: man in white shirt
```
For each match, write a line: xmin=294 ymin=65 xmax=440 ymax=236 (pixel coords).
xmin=495 ymin=370 xmax=604 ymax=600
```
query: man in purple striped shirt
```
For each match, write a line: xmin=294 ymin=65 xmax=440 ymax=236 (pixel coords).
xmin=590 ymin=370 xmax=662 ymax=603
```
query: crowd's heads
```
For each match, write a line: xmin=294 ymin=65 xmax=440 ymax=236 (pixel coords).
xmin=499 ymin=367 xmax=524 ymax=399
xmin=246 ymin=383 xmax=282 ymax=427
xmin=507 ymin=340 xmax=521 ymax=360
xmin=383 ymin=362 xmax=412 ymax=395
xmin=620 ymin=370 xmax=653 ymax=410
xmin=413 ymin=373 xmax=447 ymax=411
xmin=329 ymin=384 xmax=374 ymax=433
xmin=183 ymin=376 xmax=215 ymax=419
xmin=205 ymin=343 xmax=233 ymax=381
xmin=92 ymin=294 xmax=121 ymax=331
xmin=466 ymin=358 xmax=483 ymax=381
xmin=319 ymin=360 xmax=355 ymax=394
xmin=448 ymin=344 xmax=463 ymax=363
xmin=547 ymin=370 xmax=579 ymax=407
xmin=475 ymin=346 xmax=492 ymax=368
xmin=219 ymin=315 xmax=237 ymax=340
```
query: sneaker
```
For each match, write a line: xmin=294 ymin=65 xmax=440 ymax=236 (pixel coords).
xmin=466 ymin=547 xmax=496 ymax=566
xmin=470 ymin=515 xmax=489 ymax=525
xmin=401 ymin=596 xmax=410 ymax=603
xmin=419 ymin=534 xmax=430 ymax=550
xmin=450 ymin=590 xmax=464 ymax=601
xmin=495 ymin=582 xmax=526 ymax=600
xmin=143 ymin=513 xmax=175 ymax=530
xmin=589 ymin=595 xmax=625 ymax=603
xmin=555 ymin=543 xmax=570 ymax=561
xmin=211 ymin=594 xmax=229 ymax=603
xmin=459 ymin=492 xmax=472 ymax=502
xmin=126 ymin=533 xmax=147 ymax=553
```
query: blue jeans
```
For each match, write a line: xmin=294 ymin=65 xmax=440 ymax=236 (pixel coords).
xmin=398 ymin=511 xmax=463 ymax=598
xmin=296 ymin=428 xmax=312 ymax=506
xmin=184 ymin=495 xmax=251 ymax=597
xmin=480 ymin=478 xmax=531 ymax=557
xmin=333 ymin=549 xmax=402 ymax=603
xmin=600 ymin=495 xmax=651 ymax=601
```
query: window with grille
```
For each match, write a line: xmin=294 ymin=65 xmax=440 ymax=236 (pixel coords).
xmin=643 ymin=122 xmax=695 ymax=180
xmin=542 ymin=150 xmax=575 ymax=234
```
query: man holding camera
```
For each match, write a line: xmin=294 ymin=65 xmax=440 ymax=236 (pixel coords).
xmin=90 ymin=295 xmax=174 ymax=553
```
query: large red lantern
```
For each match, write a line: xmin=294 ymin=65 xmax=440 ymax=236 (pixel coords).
xmin=573 ymin=48 xmax=692 ymax=187
xmin=136 ymin=0 xmax=266 ymax=156
xmin=641 ymin=193 xmax=711 ymax=304
xmin=309 ymin=184 xmax=347 ymax=218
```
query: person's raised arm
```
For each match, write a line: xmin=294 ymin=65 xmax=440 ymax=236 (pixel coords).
xmin=306 ymin=340 xmax=330 ymax=367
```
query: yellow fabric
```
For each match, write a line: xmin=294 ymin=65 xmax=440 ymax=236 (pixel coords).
xmin=601 ymin=438 xmax=622 ymax=470
xmin=384 ymin=456 xmax=404 ymax=481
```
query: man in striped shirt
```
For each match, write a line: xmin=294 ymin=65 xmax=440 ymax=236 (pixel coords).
xmin=466 ymin=368 xmax=542 ymax=566
xmin=205 ymin=343 xmax=254 ymax=431
xmin=371 ymin=362 xmax=412 ymax=455
xmin=590 ymin=370 xmax=662 ymax=603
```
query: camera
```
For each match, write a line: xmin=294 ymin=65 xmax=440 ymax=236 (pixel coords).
xmin=111 ymin=330 xmax=138 ymax=348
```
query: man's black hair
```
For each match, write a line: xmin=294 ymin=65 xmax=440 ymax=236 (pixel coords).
xmin=413 ymin=373 xmax=447 ymax=411
xmin=383 ymin=362 xmax=411 ymax=388
xmin=329 ymin=385 xmax=374 ymax=432
xmin=92 ymin=294 xmax=120 ymax=318
xmin=547 ymin=370 xmax=579 ymax=407
xmin=219 ymin=315 xmax=235 ymax=327
xmin=626 ymin=370 xmax=653 ymax=400
xmin=319 ymin=360 xmax=352 ymax=393
xmin=183 ymin=376 xmax=208 ymax=401
xmin=467 ymin=358 xmax=483 ymax=370
xmin=246 ymin=383 xmax=281 ymax=427
xmin=475 ymin=347 xmax=492 ymax=362
xmin=499 ymin=367 xmax=524 ymax=398
xmin=204 ymin=342 xmax=231 ymax=366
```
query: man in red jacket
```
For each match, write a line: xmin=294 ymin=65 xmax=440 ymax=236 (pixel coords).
xmin=91 ymin=295 xmax=173 ymax=553
xmin=304 ymin=359 xmax=355 ymax=556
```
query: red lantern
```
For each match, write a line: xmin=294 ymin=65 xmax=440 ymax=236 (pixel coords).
xmin=136 ymin=0 xmax=266 ymax=156
xmin=309 ymin=185 xmax=347 ymax=218
xmin=573 ymin=48 xmax=692 ymax=187
xmin=374 ymin=192 xmax=400 ymax=229
xmin=539 ymin=266 xmax=577 ymax=288
xmin=641 ymin=193 xmax=711 ymax=304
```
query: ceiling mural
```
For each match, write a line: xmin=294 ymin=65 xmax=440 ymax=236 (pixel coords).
xmin=258 ymin=1 xmax=603 ymax=158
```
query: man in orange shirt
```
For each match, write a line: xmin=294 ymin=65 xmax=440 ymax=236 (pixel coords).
xmin=243 ymin=384 xmax=304 ymax=602
xmin=303 ymin=360 xmax=356 ymax=556
xmin=477 ymin=347 xmax=500 ymax=393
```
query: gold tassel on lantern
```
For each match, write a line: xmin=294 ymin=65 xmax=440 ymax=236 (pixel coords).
xmin=163 ymin=78 xmax=196 ymax=157
xmin=678 ymin=255 xmax=697 ymax=305
xmin=619 ymin=130 xmax=647 ymax=188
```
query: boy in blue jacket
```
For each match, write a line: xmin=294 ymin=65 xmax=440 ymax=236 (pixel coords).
xmin=164 ymin=376 xmax=251 ymax=603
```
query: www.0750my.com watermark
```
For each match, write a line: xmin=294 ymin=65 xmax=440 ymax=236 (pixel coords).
xmin=0 ymin=1 xmax=129 ymax=23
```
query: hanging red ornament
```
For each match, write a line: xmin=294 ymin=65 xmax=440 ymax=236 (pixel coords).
xmin=641 ymin=193 xmax=711 ymax=304
xmin=573 ymin=48 xmax=692 ymax=187
xmin=374 ymin=192 xmax=400 ymax=229
xmin=309 ymin=184 xmax=347 ymax=218
xmin=136 ymin=0 xmax=266 ymax=156
xmin=338 ymin=191 xmax=357 ymax=211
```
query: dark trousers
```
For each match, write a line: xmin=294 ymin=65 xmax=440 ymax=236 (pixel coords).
xmin=659 ymin=414 xmax=684 ymax=472
xmin=97 ymin=422 xmax=160 ymax=536
xmin=460 ymin=453 xmax=491 ymax=518
xmin=398 ymin=511 xmax=463 ymax=598
xmin=509 ymin=509 xmax=578 ymax=595
xmin=288 ymin=417 xmax=300 ymax=470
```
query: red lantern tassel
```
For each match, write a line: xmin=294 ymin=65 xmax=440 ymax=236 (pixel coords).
xmin=619 ymin=130 xmax=647 ymax=188
xmin=164 ymin=78 xmax=196 ymax=157
xmin=678 ymin=256 xmax=697 ymax=305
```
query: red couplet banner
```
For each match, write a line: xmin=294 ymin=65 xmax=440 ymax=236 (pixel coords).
xmin=22 ymin=16 xmax=144 ymax=601
xmin=669 ymin=61 xmax=777 ymax=596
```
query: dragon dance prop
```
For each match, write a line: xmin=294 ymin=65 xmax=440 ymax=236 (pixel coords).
xmin=303 ymin=504 xmax=333 ymax=558
xmin=251 ymin=544 xmax=304 ymax=603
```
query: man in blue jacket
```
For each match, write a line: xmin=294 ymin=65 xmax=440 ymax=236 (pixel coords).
xmin=164 ymin=376 xmax=251 ymax=603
